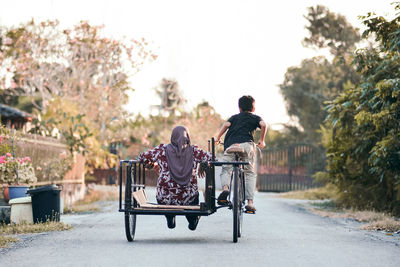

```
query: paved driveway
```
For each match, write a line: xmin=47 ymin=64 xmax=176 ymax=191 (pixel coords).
xmin=1 ymin=188 xmax=399 ymax=267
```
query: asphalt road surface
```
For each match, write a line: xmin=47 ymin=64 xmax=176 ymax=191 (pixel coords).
xmin=1 ymin=188 xmax=399 ymax=267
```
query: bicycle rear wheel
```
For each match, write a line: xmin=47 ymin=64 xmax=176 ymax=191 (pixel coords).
xmin=125 ymin=169 xmax=137 ymax=242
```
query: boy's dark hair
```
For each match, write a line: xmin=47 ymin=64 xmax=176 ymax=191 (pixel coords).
xmin=238 ymin=95 xmax=255 ymax=112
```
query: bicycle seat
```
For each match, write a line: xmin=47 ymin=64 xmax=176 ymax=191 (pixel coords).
xmin=226 ymin=144 xmax=246 ymax=156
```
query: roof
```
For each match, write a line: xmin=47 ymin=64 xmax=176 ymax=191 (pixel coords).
xmin=0 ymin=103 xmax=32 ymax=119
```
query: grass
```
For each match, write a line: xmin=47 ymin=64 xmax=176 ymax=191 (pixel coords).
xmin=0 ymin=221 xmax=72 ymax=248
xmin=64 ymin=185 xmax=119 ymax=214
xmin=0 ymin=221 xmax=72 ymax=235
xmin=277 ymin=185 xmax=400 ymax=233
xmin=278 ymin=184 xmax=338 ymax=200
xmin=360 ymin=218 xmax=400 ymax=232
xmin=310 ymin=207 xmax=400 ymax=232
xmin=0 ymin=235 xmax=18 ymax=248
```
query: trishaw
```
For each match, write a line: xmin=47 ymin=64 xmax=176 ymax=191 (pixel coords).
xmin=118 ymin=138 xmax=248 ymax=243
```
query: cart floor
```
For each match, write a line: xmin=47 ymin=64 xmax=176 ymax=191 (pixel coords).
xmin=132 ymin=189 xmax=201 ymax=210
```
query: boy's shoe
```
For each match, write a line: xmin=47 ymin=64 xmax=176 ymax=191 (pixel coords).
xmin=166 ymin=216 xmax=176 ymax=229
xmin=188 ymin=216 xmax=200 ymax=231
xmin=245 ymin=205 xmax=256 ymax=214
xmin=217 ymin=190 xmax=230 ymax=205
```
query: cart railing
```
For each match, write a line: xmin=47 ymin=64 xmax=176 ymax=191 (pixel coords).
xmin=119 ymin=159 xmax=218 ymax=215
xmin=119 ymin=160 xmax=145 ymax=211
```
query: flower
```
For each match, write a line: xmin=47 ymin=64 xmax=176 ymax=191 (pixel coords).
xmin=0 ymin=154 xmax=37 ymax=185
xmin=0 ymin=125 xmax=37 ymax=185
xmin=4 ymin=37 xmax=12 ymax=45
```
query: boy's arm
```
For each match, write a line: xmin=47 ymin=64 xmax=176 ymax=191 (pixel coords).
xmin=216 ymin=121 xmax=231 ymax=144
xmin=257 ymin=120 xmax=267 ymax=149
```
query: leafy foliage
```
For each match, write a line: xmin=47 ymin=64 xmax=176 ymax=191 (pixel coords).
xmin=0 ymin=125 xmax=37 ymax=185
xmin=280 ymin=6 xmax=360 ymax=144
xmin=0 ymin=20 xmax=156 ymax=172
xmin=129 ymin=98 xmax=224 ymax=155
xmin=0 ymin=127 xmax=12 ymax=156
xmin=324 ymin=5 xmax=400 ymax=215
xmin=122 ymin=78 xmax=224 ymax=154
xmin=303 ymin=5 xmax=361 ymax=57
xmin=153 ymin=78 xmax=186 ymax=117
xmin=266 ymin=126 xmax=308 ymax=148
xmin=0 ymin=154 xmax=37 ymax=185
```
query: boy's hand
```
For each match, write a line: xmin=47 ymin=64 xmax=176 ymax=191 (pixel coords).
xmin=215 ymin=139 xmax=222 ymax=146
xmin=257 ymin=141 xmax=265 ymax=149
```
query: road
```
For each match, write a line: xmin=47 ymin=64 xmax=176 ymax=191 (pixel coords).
xmin=1 ymin=188 xmax=399 ymax=267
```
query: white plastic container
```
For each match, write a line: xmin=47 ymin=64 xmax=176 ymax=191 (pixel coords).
xmin=9 ymin=196 xmax=33 ymax=224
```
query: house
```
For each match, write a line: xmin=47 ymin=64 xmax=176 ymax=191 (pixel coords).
xmin=0 ymin=104 xmax=33 ymax=133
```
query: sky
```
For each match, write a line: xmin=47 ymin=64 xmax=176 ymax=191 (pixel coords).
xmin=0 ymin=0 xmax=396 ymax=129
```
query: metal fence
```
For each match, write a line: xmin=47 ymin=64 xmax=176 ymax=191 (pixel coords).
xmin=257 ymin=144 xmax=325 ymax=192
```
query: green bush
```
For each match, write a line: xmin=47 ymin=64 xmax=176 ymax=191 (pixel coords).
xmin=323 ymin=6 xmax=400 ymax=215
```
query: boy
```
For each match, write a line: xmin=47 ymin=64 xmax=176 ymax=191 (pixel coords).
xmin=215 ymin=95 xmax=267 ymax=213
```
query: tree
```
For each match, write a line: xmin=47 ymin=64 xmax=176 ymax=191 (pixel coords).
xmin=266 ymin=126 xmax=307 ymax=148
xmin=128 ymin=101 xmax=224 ymax=155
xmin=279 ymin=6 xmax=361 ymax=144
xmin=153 ymin=78 xmax=186 ymax=117
xmin=0 ymin=20 xmax=156 ymax=171
xmin=280 ymin=56 xmax=350 ymax=142
xmin=0 ymin=20 xmax=155 ymax=113
xmin=323 ymin=5 xmax=400 ymax=215
xmin=177 ymin=101 xmax=223 ymax=149
xmin=303 ymin=5 xmax=361 ymax=57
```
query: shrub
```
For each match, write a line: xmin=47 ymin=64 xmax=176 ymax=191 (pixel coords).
xmin=323 ymin=6 xmax=400 ymax=215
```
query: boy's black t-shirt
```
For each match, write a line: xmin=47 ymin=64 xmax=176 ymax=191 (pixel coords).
xmin=224 ymin=112 xmax=262 ymax=150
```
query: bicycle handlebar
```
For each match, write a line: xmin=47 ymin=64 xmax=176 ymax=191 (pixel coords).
xmin=209 ymin=161 xmax=249 ymax=166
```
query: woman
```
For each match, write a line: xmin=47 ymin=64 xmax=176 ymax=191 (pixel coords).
xmin=138 ymin=125 xmax=212 ymax=230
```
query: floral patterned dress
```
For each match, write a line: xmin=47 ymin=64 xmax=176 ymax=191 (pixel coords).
xmin=139 ymin=144 xmax=212 ymax=205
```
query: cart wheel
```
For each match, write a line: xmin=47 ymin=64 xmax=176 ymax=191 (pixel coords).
xmin=233 ymin=166 xmax=240 ymax=243
xmin=125 ymin=212 xmax=136 ymax=242
xmin=124 ymin=170 xmax=137 ymax=242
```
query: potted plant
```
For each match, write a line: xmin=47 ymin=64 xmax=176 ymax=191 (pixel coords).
xmin=0 ymin=126 xmax=37 ymax=202
xmin=0 ymin=153 xmax=37 ymax=200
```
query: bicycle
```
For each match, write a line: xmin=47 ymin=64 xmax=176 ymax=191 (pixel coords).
xmin=213 ymin=141 xmax=247 ymax=243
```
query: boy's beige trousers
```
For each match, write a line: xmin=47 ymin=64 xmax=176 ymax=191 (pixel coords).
xmin=219 ymin=142 xmax=257 ymax=200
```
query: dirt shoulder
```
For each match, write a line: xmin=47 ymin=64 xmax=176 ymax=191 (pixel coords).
xmin=277 ymin=186 xmax=400 ymax=234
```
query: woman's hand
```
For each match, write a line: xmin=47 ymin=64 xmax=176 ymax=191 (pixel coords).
xmin=197 ymin=163 xmax=208 ymax=178
xmin=144 ymin=162 xmax=154 ymax=169
xmin=198 ymin=168 xmax=205 ymax=178
xmin=153 ymin=162 xmax=160 ymax=173
xmin=145 ymin=162 xmax=160 ymax=173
